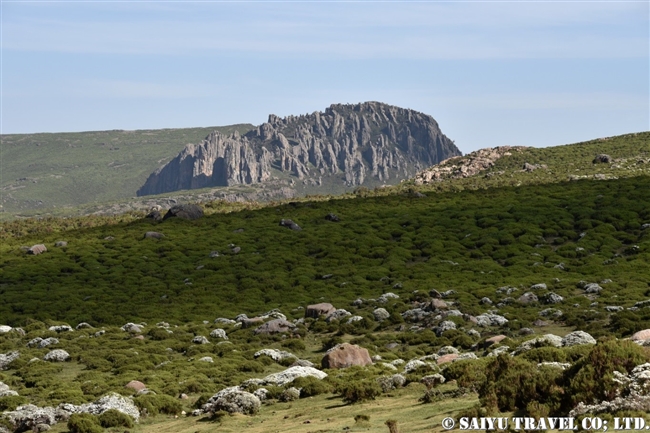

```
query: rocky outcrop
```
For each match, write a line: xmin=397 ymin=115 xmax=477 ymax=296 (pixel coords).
xmin=413 ymin=146 xmax=527 ymax=185
xmin=137 ymin=102 xmax=460 ymax=196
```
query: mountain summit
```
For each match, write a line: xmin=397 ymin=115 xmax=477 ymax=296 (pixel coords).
xmin=136 ymin=102 xmax=461 ymax=196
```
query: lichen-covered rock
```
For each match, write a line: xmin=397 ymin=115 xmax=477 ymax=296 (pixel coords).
xmin=0 ymin=325 xmax=12 ymax=334
xmin=530 ymin=283 xmax=547 ymax=290
xmin=163 ymin=204 xmax=204 ymax=221
xmin=376 ymin=374 xmax=406 ymax=392
xmin=253 ymin=319 xmax=295 ymax=335
xmin=71 ymin=392 xmax=140 ymax=420
xmin=321 ymin=343 xmax=372 ymax=369
xmin=279 ymin=219 xmax=302 ymax=231
xmin=437 ymin=353 xmax=459 ymax=364
xmin=198 ymin=356 xmax=214 ymax=363
xmin=209 ymin=328 xmax=228 ymax=340
xmin=27 ymin=337 xmax=59 ymax=349
xmin=0 ymin=382 xmax=18 ymax=397
xmin=3 ymin=404 xmax=59 ymax=431
xmin=437 ymin=346 xmax=460 ymax=356
xmin=28 ymin=244 xmax=47 ymax=255
xmin=561 ymin=331 xmax=596 ymax=347
xmin=254 ymin=366 xmax=327 ymax=386
xmin=378 ymin=292 xmax=399 ymax=303
xmin=346 ymin=315 xmax=364 ymax=324
xmin=512 ymin=334 xmax=563 ymax=354
xmin=254 ymin=349 xmax=296 ymax=362
xmin=48 ymin=325 xmax=73 ymax=333
xmin=631 ymin=329 xmax=650 ymax=342
xmin=373 ymin=308 xmax=390 ymax=321
xmin=436 ymin=320 xmax=457 ymax=336
xmin=143 ymin=231 xmax=165 ymax=239
xmin=518 ymin=292 xmax=538 ymax=304
xmin=121 ymin=323 xmax=143 ymax=333
xmin=191 ymin=336 xmax=209 ymax=344
xmin=75 ymin=322 xmax=92 ymax=330
xmin=476 ymin=313 xmax=508 ymax=327
xmin=279 ymin=387 xmax=301 ymax=402
xmin=44 ymin=350 xmax=70 ymax=362
xmin=204 ymin=390 xmax=261 ymax=415
xmin=421 ymin=374 xmax=446 ymax=388
xmin=325 ymin=309 xmax=352 ymax=322
xmin=543 ymin=293 xmax=564 ymax=304
xmin=487 ymin=346 xmax=511 ymax=357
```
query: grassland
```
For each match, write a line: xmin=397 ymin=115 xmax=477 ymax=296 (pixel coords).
xmin=0 ymin=124 xmax=254 ymax=216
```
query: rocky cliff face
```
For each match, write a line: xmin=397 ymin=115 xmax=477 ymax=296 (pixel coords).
xmin=137 ymin=102 xmax=461 ymax=196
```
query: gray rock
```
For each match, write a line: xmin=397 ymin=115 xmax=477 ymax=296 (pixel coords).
xmin=254 ymin=349 xmax=296 ymax=362
xmin=584 ymin=283 xmax=603 ymax=294
xmin=192 ymin=336 xmax=210 ymax=344
xmin=326 ymin=309 xmax=352 ymax=322
xmin=121 ymin=323 xmax=143 ymax=333
xmin=253 ymin=388 xmax=269 ymax=401
xmin=377 ymin=374 xmax=406 ymax=392
xmin=346 ymin=315 xmax=364 ymax=324
xmin=487 ymin=346 xmax=511 ymax=357
xmin=538 ymin=362 xmax=571 ymax=370
xmin=209 ymin=328 xmax=228 ymax=340
xmin=436 ymin=320 xmax=457 ymax=336
xmin=279 ymin=219 xmax=302 ymax=231
xmin=518 ymin=292 xmax=538 ymax=304
xmin=530 ymin=283 xmax=547 ymax=290
xmin=561 ymin=331 xmax=597 ymax=347
xmin=605 ymin=306 xmax=624 ymax=312
xmin=543 ymin=293 xmax=564 ymax=304
xmin=0 ymin=325 xmax=12 ymax=334
xmin=163 ymin=204 xmax=204 ymax=221
xmin=253 ymin=366 xmax=327 ymax=386
xmin=0 ymin=382 xmax=18 ymax=397
xmin=214 ymin=318 xmax=236 ymax=325
xmin=198 ymin=356 xmax=214 ymax=363
xmin=54 ymin=241 xmax=68 ymax=247
xmin=481 ymin=297 xmax=493 ymax=305
xmin=476 ymin=313 xmax=508 ymax=327
xmin=75 ymin=322 xmax=92 ymax=330
xmin=513 ymin=334 xmax=563 ymax=354
xmin=437 ymin=346 xmax=460 ymax=356
xmin=27 ymin=244 xmax=47 ymax=255
xmin=421 ymin=374 xmax=446 ymax=388
xmin=3 ymin=405 xmax=58 ymax=431
xmin=144 ymin=231 xmax=164 ymax=239
xmin=539 ymin=308 xmax=563 ymax=318
xmin=378 ymin=292 xmax=399 ymax=303
xmin=253 ymin=318 xmax=296 ymax=335
xmin=44 ymin=349 xmax=70 ymax=362
xmin=209 ymin=251 xmax=220 ymax=258
xmin=455 ymin=353 xmax=479 ymax=361
xmin=70 ymin=392 xmax=140 ymax=420
xmin=27 ymin=337 xmax=59 ymax=349
xmin=279 ymin=387 xmax=300 ymax=402
xmin=373 ymin=308 xmax=390 ymax=322
xmin=48 ymin=325 xmax=73 ymax=333
xmin=593 ymin=154 xmax=612 ymax=163
xmin=325 ymin=213 xmax=340 ymax=222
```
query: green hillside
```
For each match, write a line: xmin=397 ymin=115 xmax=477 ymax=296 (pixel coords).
xmin=0 ymin=124 xmax=254 ymax=216
xmin=1 ymin=134 xmax=650 ymax=432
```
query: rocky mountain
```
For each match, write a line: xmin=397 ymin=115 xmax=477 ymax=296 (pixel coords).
xmin=137 ymin=102 xmax=461 ymax=196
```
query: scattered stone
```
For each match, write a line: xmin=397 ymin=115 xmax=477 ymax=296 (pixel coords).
xmin=0 ymin=382 xmax=18 ymax=397
xmin=373 ymin=308 xmax=390 ymax=322
xmin=440 ymin=290 xmax=457 ymax=298
xmin=121 ymin=323 xmax=143 ymax=333
xmin=48 ymin=325 xmax=73 ymax=333
xmin=542 ymin=292 xmax=564 ymax=304
xmin=421 ymin=374 xmax=446 ymax=388
xmin=376 ymin=374 xmax=406 ymax=392
xmin=403 ymin=359 xmax=428 ymax=373
xmin=321 ymin=343 xmax=373 ymax=369
xmin=539 ymin=362 xmax=571 ymax=370
xmin=429 ymin=289 xmax=442 ymax=298
xmin=43 ymin=350 xmax=70 ymax=362
xmin=519 ymin=328 xmax=535 ymax=336
xmin=253 ymin=388 xmax=268 ymax=401
xmin=436 ymin=320 xmax=457 ymax=336
xmin=539 ymin=308 xmax=563 ymax=318
xmin=75 ymin=322 xmax=92 ymax=330
xmin=54 ymin=241 xmax=67 ymax=247
xmin=254 ymin=349 xmax=296 ymax=362
xmin=484 ymin=335 xmax=507 ymax=347
xmin=125 ymin=380 xmax=146 ymax=392
xmin=530 ymin=283 xmax=547 ymax=290
xmin=455 ymin=353 xmax=479 ymax=362
xmin=163 ymin=204 xmax=204 ymax=221
xmin=437 ymin=346 xmax=460 ymax=356
xmin=487 ymin=346 xmax=511 ymax=357
xmin=593 ymin=154 xmax=612 ymax=164
xmin=325 ymin=213 xmax=340 ymax=222
xmin=198 ymin=356 xmax=214 ymax=363
xmin=584 ymin=283 xmax=603 ymax=294
xmin=279 ymin=219 xmax=302 ymax=231
xmin=513 ymin=334 xmax=563 ymax=354
xmin=0 ymin=325 xmax=12 ymax=334
xmin=255 ymin=366 xmax=327 ymax=386
xmin=631 ymin=329 xmax=650 ymax=342
xmin=214 ymin=318 xmax=237 ymax=325
xmin=144 ymin=231 xmax=164 ymax=239
xmin=209 ymin=328 xmax=228 ymax=340
xmin=518 ymin=292 xmax=538 ymax=304
xmin=27 ymin=337 xmax=59 ymax=349
xmin=28 ymin=244 xmax=47 ymax=255
xmin=476 ymin=313 xmax=508 ymax=327
xmin=561 ymin=331 xmax=596 ymax=347
xmin=346 ymin=315 xmax=364 ymax=324
xmin=605 ymin=306 xmax=624 ymax=312
xmin=326 ymin=309 xmax=352 ymax=322
xmin=533 ymin=319 xmax=549 ymax=327
xmin=305 ymin=303 xmax=336 ymax=318
xmin=378 ymin=292 xmax=399 ymax=303
xmin=437 ymin=354 xmax=460 ymax=364
xmin=253 ymin=319 xmax=296 ymax=335
xmin=280 ymin=387 xmax=301 ymax=402
xmin=290 ymin=359 xmax=315 ymax=368
xmin=481 ymin=297 xmax=493 ymax=305
xmin=209 ymin=251 xmax=220 ymax=258
xmin=192 ymin=336 xmax=209 ymax=344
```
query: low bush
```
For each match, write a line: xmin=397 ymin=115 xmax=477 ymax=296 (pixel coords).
xmin=134 ymin=393 xmax=182 ymax=416
xmin=290 ymin=376 xmax=331 ymax=397
xmin=335 ymin=380 xmax=382 ymax=404
xmin=98 ymin=408 xmax=134 ymax=428
xmin=0 ymin=395 xmax=28 ymax=411
xmin=67 ymin=413 xmax=103 ymax=433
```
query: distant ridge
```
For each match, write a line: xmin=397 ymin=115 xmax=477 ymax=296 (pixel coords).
xmin=137 ymin=102 xmax=461 ymax=196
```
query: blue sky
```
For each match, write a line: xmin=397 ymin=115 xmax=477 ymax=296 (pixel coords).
xmin=1 ymin=1 xmax=648 ymax=153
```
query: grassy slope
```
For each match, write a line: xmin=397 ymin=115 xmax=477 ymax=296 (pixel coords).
xmin=0 ymin=125 xmax=254 ymax=215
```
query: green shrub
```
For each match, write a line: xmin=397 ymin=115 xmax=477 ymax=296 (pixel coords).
xmin=444 ymin=359 xmax=489 ymax=391
xmin=520 ymin=347 xmax=568 ymax=363
xmin=281 ymin=339 xmax=306 ymax=351
xmin=335 ymin=380 xmax=382 ymax=404
xmin=98 ymin=409 xmax=134 ymax=428
xmin=135 ymin=393 xmax=182 ymax=416
xmin=0 ymin=395 xmax=28 ymax=411
xmin=290 ymin=376 xmax=331 ymax=397
xmin=67 ymin=413 xmax=103 ymax=433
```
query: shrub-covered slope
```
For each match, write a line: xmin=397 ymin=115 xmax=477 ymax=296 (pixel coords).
xmin=1 ymin=176 xmax=649 ymax=336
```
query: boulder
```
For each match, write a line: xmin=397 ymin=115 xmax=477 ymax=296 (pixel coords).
xmin=631 ymin=329 xmax=650 ymax=342
xmin=513 ymin=334 xmax=563 ymax=354
xmin=436 ymin=353 xmax=459 ymax=365
xmin=75 ymin=322 xmax=92 ymax=330
xmin=27 ymin=337 xmax=59 ymax=349
xmin=241 ymin=317 xmax=264 ymax=328
xmin=321 ymin=343 xmax=372 ymax=369
xmin=426 ymin=299 xmax=448 ymax=310
xmin=530 ymin=283 xmax=547 ymax=290
xmin=436 ymin=320 xmax=457 ymax=336
xmin=254 ymin=349 xmax=296 ymax=362
xmin=198 ymin=356 xmax=214 ymax=363
xmin=44 ymin=350 xmax=70 ymax=362
xmin=54 ymin=241 xmax=68 ymax=247
xmin=163 ymin=204 xmax=204 ymax=221
xmin=305 ymin=303 xmax=336 ymax=318
xmin=561 ymin=331 xmax=596 ymax=347
xmin=437 ymin=346 xmax=459 ymax=356
xmin=204 ymin=389 xmax=261 ymax=415
xmin=421 ymin=374 xmax=446 ymax=388
xmin=279 ymin=219 xmax=302 ymax=231
xmin=325 ymin=213 xmax=340 ymax=222
xmin=0 ymin=382 xmax=18 ymax=397
xmin=373 ymin=308 xmax=390 ymax=321
xmin=378 ymin=292 xmax=399 ymax=303
xmin=3 ymin=405 xmax=58 ymax=432
xmin=209 ymin=328 xmax=228 ymax=340
xmin=145 ymin=210 xmax=163 ymax=221
xmin=403 ymin=359 xmax=429 ymax=373
xmin=70 ymin=392 xmax=140 ymax=420
xmin=144 ymin=231 xmax=164 ymax=239
xmin=593 ymin=154 xmax=612 ymax=163
xmin=121 ymin=323 xmax=143 ymax=333
xmin=256 ymin=366 xmax=327 ymax=386
xmin=476 ymin=313 xmax=508 ymax=327
xmin=325 ymin=309 xmax=352 ymax=322
xmin=253 ymin=319 xmax=295 ymax=335
xmin=543 ymin=293 xmax=564 ymax=304
xmin=0 ymin=325 xmax=12 ymax=334
xmin=346 ymin=315 xmax=364 ymax=324
xmin=192 ymin=336 xmax=209 ymax=344
xmin=518 ymin=292 xmax=538 ymax=304
xmin=48 ymin=325 xmax=73 ymax=333
xmin=125 ymin=380 xmax=146 ymax=392
xmin=28 ymin=244 xmax=47 ymax=255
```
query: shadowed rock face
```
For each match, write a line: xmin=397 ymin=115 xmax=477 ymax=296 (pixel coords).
xmin=137 ymin=102 xmax=460 ymax=196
